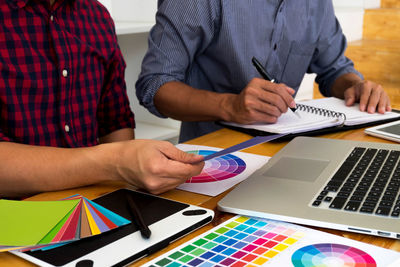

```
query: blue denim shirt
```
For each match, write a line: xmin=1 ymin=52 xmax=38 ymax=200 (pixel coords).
xmin=136 ymin=0 xmax=362 ymax=142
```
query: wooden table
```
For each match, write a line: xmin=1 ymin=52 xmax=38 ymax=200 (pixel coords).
xmin=2 ymin=127 xmax=400 ymax=266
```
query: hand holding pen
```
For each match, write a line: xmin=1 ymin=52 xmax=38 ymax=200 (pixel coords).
xmin=223 ymin=58 xmax=297 ymax=125
xmin=251 ymin=57 xmax=297 ymax=114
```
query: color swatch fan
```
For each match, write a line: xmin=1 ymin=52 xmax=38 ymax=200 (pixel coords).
xmin=0 ymin=195 xmax=130 ymax=252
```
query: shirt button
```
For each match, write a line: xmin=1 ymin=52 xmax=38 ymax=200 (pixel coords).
xmin=50 ymin=15 xmax=54 ymax=21
xmin=62 ymin=69 xmax=68 ymax=77
xmin=64 ymin=124 xmax=70 ymax=133
xmin=273 ymin=44 xmax=278 ymax=50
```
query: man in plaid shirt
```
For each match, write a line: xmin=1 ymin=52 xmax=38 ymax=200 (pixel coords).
xmin=0 ymin=0 xmax=204 ymax=198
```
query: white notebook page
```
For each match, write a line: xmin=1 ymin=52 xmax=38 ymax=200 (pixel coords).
xmin=223 ymin=97 xmax=400 ymax=134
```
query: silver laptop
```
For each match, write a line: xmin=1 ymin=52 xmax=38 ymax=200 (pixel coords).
xmin=218 ymin=136 xmax=400 ymax=239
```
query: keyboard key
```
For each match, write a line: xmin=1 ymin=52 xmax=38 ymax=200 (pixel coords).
xmin=391 ymin=211 xmax=400 ymax=217
xmin=379 ymin=201 xmax=393 ymax=207
xmin=343 ymin=181 xmax=357 ymax=187
xmin=360 ymin=207 xmax=374 ymax=213
xmin=368 ymin=191 xmax=381 ymax=197
xmin=329 ymin=197 xmax=347 ymax=210
xmin=319 ymin=190 xmax=328 ymax=196
xmin=340 ymin=187 xmax=353 ymax=193
xmin=324 ymin=196 xmax=332 ymax=202
xmin=344 ymin=201 xmax=361 ymax=212
xmin=363 ymin=202 xmax=377 ymax=208
xmin=376 ymin=207 xmax=391 ymax=216
xmin=327 ymin=180 xmax=343 ymax=187
xmin=365 ymin=196 xmax=379 ymax=203
xmin=324 ymin=186 xmax=339 ymax=192
xmin=382 ymin=196 xmax=395 ymax=202
xmin=384 ymin=191 xmax=397 ymax=197
xmin=338 ymin=191 xmax=350 ymax=197
xmin=350 ymin=196 xmax=363 ymax=202
xmin=312 ymin=200 xmax=321 ymax=207
xmin=352 ymin=191 xmax=367 ymax=197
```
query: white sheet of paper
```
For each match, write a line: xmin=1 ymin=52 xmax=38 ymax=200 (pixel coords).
xmin=143 ymin=215 xmax=400 ymax=267
xmin=176 ymin=144 xmax=269 ymax=196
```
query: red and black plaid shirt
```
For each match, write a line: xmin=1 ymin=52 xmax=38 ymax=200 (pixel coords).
xmin=0 ymin=0 xmax=135 ymax=147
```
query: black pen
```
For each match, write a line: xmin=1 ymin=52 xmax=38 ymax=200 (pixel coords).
xmin=127 ymin=195 xmax=151 ymax=238
xmin=251 ymin=57 xmax=297 ymax=113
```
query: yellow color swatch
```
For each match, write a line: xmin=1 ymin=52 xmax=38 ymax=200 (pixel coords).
xmin=283 ymin=237 xmax=298 ymax=245
xmin=274 ymin=244 xmax=288 ymax=251
xmin=235 ymin=216 xmax=250 ymax=223
xmin=83 ymin=201 xmax=100 ymax=235
xmin=263 ymin=250 xmax=279 ymax=258
xmin=252 ymin=257 xmax=269 ymax=265
xmin=225 ymin=221 xmax=239 ymax=228
xmin=292 ymin=231 xmax=306 ymax=239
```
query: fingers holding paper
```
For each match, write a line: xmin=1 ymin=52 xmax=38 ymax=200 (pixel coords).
xmin=116 ymin=140 xmax=204 ymax=194
xmin=343 ymin=80 xmax=391 ymax=114
xmin=228 ymin=78 xmax=296 ymax=124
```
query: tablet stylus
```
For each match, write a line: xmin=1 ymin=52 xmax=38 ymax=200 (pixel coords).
xmin=127 ymin=196 xmax=152 ymax=238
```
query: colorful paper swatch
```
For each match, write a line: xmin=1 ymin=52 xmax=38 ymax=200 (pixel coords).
xmin=186 ymin=150 xmax=246 ymax=183
xmin=143 ymin=216 xmax=400 ymax=267
xmin=176 ymin=144 xmax=269 ymax=196
xmin=0 ymin=195 xmax=130 ymax=252
xmin=292 ymin=243 xmax=376 ymax=267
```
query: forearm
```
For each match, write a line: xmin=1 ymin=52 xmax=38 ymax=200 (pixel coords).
xmin=0 ymin=142 xmax=120 ymax=198
xmin=330 ymin=73 xmax=363 ymax=99
xmin=99 ymin=128 xmax=134 ymax=143
xmin=154 ymin=81 xmax=235 ymax=122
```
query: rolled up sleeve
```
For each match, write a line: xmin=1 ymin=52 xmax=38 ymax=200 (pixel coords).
xmin=309 ymin=1 xmax=363 ymax=96
xmin=135 ymin=0 xmax=219 ymax=117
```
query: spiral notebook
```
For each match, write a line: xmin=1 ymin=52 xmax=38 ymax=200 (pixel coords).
xmin=222 ymin=97 xmax=400 ymax=136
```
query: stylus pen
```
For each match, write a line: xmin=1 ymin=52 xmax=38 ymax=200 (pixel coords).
xmin=127 ymin=196 xmax=152 ymax=239
xmin=251 ymin=56 xmax=297 ymax=113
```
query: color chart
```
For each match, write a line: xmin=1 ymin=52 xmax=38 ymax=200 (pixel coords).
xmin=186 ymin=150 xmax=246 ymax=183
xmin=176 ymin=144 xmax=269 ymax=196
xmin=143 ymin=216 xmax=400 ymax=267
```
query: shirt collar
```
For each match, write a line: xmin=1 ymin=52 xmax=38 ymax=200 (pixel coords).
xmin=7 ymin=0 xmax=77 ymax=10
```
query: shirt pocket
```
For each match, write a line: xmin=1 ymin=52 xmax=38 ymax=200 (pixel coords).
xmin=281 ymin=41 xmax=316 ymax=89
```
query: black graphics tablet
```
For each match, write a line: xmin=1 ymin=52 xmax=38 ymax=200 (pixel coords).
xmin=13 ymin=189 xmax=214 ymax=267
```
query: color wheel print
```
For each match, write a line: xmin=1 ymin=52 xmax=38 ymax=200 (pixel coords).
xmin=186 ymin=150 xmax=246 ymax=183
xmin=292 ymin=243 xmax=376 ymax=267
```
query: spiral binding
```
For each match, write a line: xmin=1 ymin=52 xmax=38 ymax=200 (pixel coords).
xmin=296 ymin=103 xmax=347 ymax=126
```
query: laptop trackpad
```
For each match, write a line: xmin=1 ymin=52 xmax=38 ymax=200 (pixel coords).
xmin=263 ymin=157 xmax=330 ymax=182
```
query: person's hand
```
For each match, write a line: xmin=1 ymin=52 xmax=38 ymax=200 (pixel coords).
xmin=343 ymin=80 xmax=391 ymax=114
xmin=226 ymin=78 xmax=296 ymax=124
xmin=113 ymin=139 xmax=204 ymax=194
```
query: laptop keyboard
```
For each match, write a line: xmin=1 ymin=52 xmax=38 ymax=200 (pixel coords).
xmin=312 ymin=147 xmax=400 ymax=217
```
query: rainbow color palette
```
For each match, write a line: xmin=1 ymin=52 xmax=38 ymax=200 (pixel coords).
xmin=177 ymin=144 xmax=270 ymax=196
xmin=292 ymin=244 xmax=376 ymax=267
xmin=186 ymin=150 xmax=246 ymax=183
xmin=0 ymin=195 xmax=130 ymax=252
xmin=144 ymin=216 xmax=400 ymax=267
